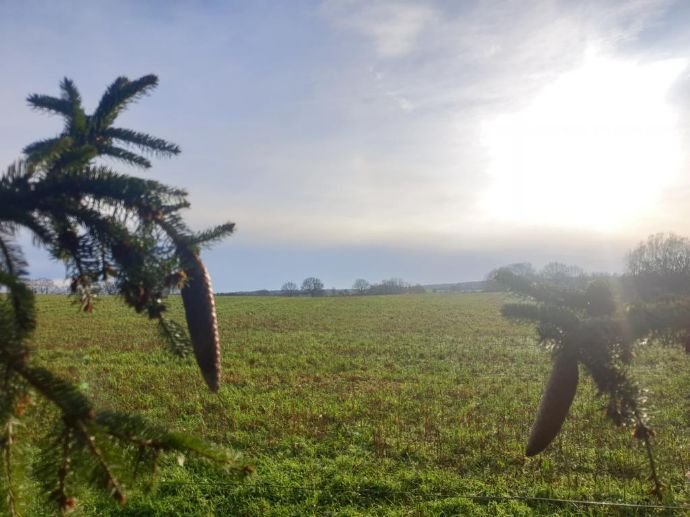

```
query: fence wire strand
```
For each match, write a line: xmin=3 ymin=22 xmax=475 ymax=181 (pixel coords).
xmin=157 ymin=480 xmax=690 ymax=511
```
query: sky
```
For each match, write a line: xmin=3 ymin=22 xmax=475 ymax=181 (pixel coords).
xmin=3 ymin=0 xmax=690 ymax=291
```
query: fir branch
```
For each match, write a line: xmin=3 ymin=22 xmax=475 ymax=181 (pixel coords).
xmin=95 ymin=411 xmax=240 ymax=465
xmin=73 ymin=421 xmax=126 ymax=505
xmin=60 ymin=78 xmax=87 ymax=135
xmin=0 ymin=271 xmax=36 ymax=342
xmin=14 ymin=366 xmax=93 ymax=421
xmin=26 ymin=94 xmax=72 ymax=116
xmin=495 ymin=268 xmax=664 ymax=497
xmin=158 ymin=317 xmax=193 ymax=357
xmin=54 ymin=427 xmax=75 ymax=514
xmin=25 ymin=75 xmax=175 ymax=171
xmin=104 ymin=128 xmax=180 ymax=157
xmin=98 ymin=145 xmax=152 ymax=169
xmin=23 ymin=137 xmax=74 ymax=166
xmin=190 ymin=223 xmax=236 ymax=248
xmin=1 ymin=74 xmax=237 ymax=512
xmin=0 ymin=232 xmax=26 ymax=277
xmin=93 ymin=75 xmax=158 ymax=130
xmin=59 ymin=78 xmax=81 ymax=106
xmin=1 ymin=419 xmax=20 ymax=517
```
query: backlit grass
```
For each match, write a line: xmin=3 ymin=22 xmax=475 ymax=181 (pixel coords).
xmin=24 ymin=294 xmax=690 ymax=515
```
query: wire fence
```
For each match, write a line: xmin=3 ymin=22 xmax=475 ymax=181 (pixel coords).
xmin=157 ymin=480 xmax=690 ymax=511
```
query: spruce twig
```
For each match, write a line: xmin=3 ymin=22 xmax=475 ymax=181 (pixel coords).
xmin=0 ymin=74 xmax=240 ymax=513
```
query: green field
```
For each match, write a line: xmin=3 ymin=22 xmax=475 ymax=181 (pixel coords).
xmin=23 ymin=294 xmax=690 ymax=515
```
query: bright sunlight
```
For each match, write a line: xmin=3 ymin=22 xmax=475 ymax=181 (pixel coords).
xmin=480 ymin=51 xmax=687 ymax=231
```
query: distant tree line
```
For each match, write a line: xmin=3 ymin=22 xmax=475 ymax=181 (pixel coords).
xmin=365 ymin=278 xmax=426 ymax=295
xmin=260 ymin=277 xmax=427 ymax=297
xmin=26 ymin=278 xmax=65 ymax=294
xmin=25 ymin=278 xmax=150 ymax=296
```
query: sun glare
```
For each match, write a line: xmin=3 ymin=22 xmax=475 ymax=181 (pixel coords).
xmin=480 ymin=52 xmax=687 ymax=231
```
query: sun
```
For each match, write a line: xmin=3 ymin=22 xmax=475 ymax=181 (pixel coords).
xmin=480 ymin=51 xmax=687 ymax=232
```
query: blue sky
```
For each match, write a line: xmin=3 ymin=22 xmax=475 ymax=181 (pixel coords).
xmin=3 ymin=0 xmax=690 ymax=290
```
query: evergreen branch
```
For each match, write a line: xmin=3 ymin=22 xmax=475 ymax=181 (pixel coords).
xmin=1 ymin=419 xmax=20 ymax=517
xmin=98 ymin=145 xmax=152 ymax=168
xmin=0 ymin=271 xmax=36 ymax=342
xmin=59 ymin=78 xmax=81 ymax=106
xmin=14 ymin=366 xmax=93 ymax=421
xmin=73 ymin=421 xmax=126 ymax=505
xmin=53 ymin=146 xmax=100 ymax=171
xmin=493 ymin=269 xmax=587 ymax=309
xmin=25 ymin=218 xmax=60 ymax=251
xmin=78 ymin=165 xmax=188 ymax=204
xmin=0 ymin=161 xmax=37 ymax=185
xmin=3 ymin=74 xmax=239 ymax=511
xmin=158 ymin=317 xmax=193 ymax=357
xmin=93 ymin=75 xmax=158 ymax=130
xmin=95 ymin=411 xmax=240 ymax=465
xmin=497 ymin=268 xmax=663 ymax=497
xmin=60 ymin=78 xmax=87 ymax=135
xmin=104 ymin=128 xmax=180 ymax=156
xmin=26 ymin=94 xmax=72 ymax=116
xmin=23 ymin=137 xmax=74 ymax=166
xmin=191 ymin=223 xmax=236 ymax=248
xmin=27 ymin=165 xmax=189 ymax=217
xmin=55 ymin=427 xmax=75 ymax=514
xmin=0 ymin=231 xmax=27 ymax=277
xmin=500 ymin=303 xmax=540 ymax=322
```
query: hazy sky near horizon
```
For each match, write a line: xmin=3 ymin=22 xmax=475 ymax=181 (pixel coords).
xmin=3 ymin=0 xmax=690 ymax=290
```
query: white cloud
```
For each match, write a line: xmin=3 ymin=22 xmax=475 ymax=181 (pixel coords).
xmin=3 ymin=0 xmax=688 ymax=280
xmin=321 ymin=0 xmax=439 ymax=58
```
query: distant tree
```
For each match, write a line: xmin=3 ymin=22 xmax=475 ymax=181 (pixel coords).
xmin=352 ymin=278 xmax=370 ymax=294
xmin=408 ymin=284 xmax=426 ymax=294
xmin=485 ymin=262 xmax=535 ymax=291
xmin=496 ymin=262 xmax=535 ymax=279
xmin=301 ymin=277 xmax=324 ymax=297
xmin=625 ymin=233 xmax=690 ymax=299
xmin=27 ymin=278 xmax=58 ymax=294
xmin=371 ymin=278 xmax=408 ymax=295
xmin=281 ymin=281 xmax=299 ymax=296
xmin=100 ymin=279 xmax=121 ymax=295
xmin=622 ymin=233 xmax=690 ymax=352
xmin=539 ymin=262 xmax=586 ymax=288
xmin=627 ymin=233 xmax=690 ymax=276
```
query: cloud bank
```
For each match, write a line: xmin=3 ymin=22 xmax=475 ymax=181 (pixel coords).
xmin=2 ymin=0 xmax=690 ymax=288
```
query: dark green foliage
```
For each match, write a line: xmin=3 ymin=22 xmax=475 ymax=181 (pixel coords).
xmin=0 ymin=75 xmax=242 ymax=513
xmin=158 ymin=317 xmax=194 ymax=357
xmin=496 ymin=268 xmax=643 ymax=415
xmin=25 ymin=75 xmax=180 ymax=170
xmin=493 ymin=258 xmax=685 ymax=497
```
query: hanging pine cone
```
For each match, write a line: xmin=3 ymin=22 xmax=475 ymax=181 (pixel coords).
xmin=181 ymin=254 xmax=221 ymax=391
xmin=526 ymin=353 xmax=579 ymax=456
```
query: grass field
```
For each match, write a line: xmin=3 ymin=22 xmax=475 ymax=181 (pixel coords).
xmin=22 ymin=293 xmax=690 ymax=515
